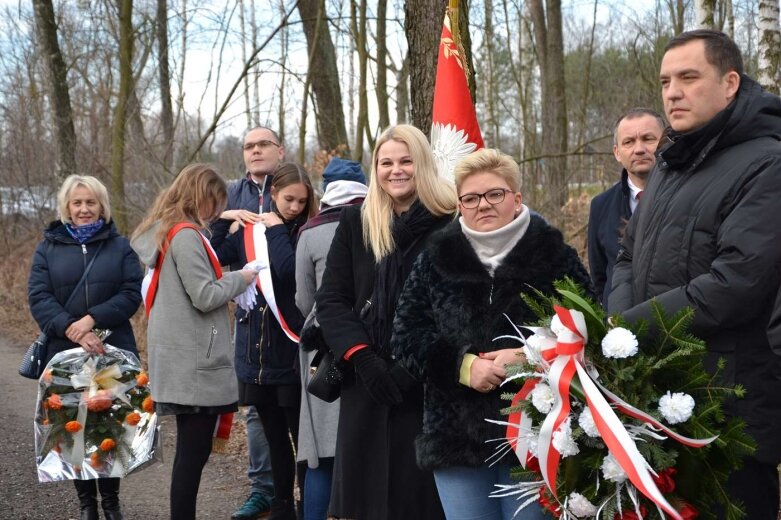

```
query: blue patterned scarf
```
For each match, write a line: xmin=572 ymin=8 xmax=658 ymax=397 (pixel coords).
xmin=65 ymin=218 xmax=105 ymax=243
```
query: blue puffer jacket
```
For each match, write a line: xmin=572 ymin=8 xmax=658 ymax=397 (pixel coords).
xmin=28 ymin=220 xmax=143 ymax=363
xmin=212 ymin=220 xmax=304 ymax=386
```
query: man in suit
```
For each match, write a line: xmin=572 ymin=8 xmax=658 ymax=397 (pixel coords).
xmin=587 ymin=108 xmax=665 ymax=304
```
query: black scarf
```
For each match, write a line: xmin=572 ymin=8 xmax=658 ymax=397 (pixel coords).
xmin=660 ymin=99 xmax=736 ymax=172
xmin=368 ymin=200 xmax=440 ymax=358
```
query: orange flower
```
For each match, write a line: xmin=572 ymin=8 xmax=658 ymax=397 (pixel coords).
xmin=125 ymin=412 xmax=142 ymax=426
xmin=99 ymin=438 xmax=116 ymax=452
xmin=142 ymin=396 xmax=155 ymax=413
xmin=42 ymin=418 xmax=50 ymax=426
xmin=86 ymin=392 xmax=113 ymax=413
xmin=65 ymin=420 xmax=82 ymax=433
xmin=90 ymin=452 xmax=103 ymax=469
xmin=136 ymin=372 xmax=149 ymax=387
xmin=42 ymin=369 xmax=53 ymax=384
xmin=48 ymin=394 xmax=63 ymax=411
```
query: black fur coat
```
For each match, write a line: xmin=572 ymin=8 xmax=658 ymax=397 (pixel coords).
xmin=391 ymin=215 xmax=592 ymax=470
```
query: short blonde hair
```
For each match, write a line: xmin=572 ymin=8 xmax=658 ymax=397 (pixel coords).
xmin=362 ymin=125 xmax=457 ymax=261
xmin=58 ymin=175 xmax=112 ymax=224
xmin=453 ymin=148 xmax=522 ymax=194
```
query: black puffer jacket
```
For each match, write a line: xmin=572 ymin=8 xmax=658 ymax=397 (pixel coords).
xmin=391 ymin=216 xmax=592 ymax=470
xmin=28 ymin=221 xmax=143 ymax=363
xmin=609 ymin=75 xmax=781 ymax=464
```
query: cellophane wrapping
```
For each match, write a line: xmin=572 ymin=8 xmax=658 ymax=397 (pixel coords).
xmin=34 ymin=345 xmax=160 ymax=482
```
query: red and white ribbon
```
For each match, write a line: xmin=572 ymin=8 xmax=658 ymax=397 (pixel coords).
xmin=506 ymin=306 xmax=718 ymax=520
xmin=243 ymin=223 xmax=300 ymax=343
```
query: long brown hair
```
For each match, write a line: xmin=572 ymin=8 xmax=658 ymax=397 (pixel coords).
xmin=271 ymin=162 xmax=317 ymax=221
xmin=132 ymin=163 xmax=228 ymax=250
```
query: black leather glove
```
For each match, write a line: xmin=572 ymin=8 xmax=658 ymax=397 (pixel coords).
xmin=351 ymin=348 xmax=403 ymax=406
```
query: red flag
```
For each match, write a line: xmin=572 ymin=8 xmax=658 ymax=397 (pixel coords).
xmin=431 ymin=9 xmax=484 ymax=181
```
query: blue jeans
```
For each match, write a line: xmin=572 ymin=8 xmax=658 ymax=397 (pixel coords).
xmin=246 ymin=405 xmax=274 ymax=497
xmin=433 ymin=464 xmax=547 ymax=520
xmin=303 ymin=457 xmax=333 ymax=520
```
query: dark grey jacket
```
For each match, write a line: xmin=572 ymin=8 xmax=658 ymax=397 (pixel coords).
xmin=609 ymin=75 xmax=781 ymax=464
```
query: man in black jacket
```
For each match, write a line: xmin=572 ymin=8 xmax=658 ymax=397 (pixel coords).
xmin=609 ymin=30 xmax=781 ymax=518
xmin=215 ymin=127 xmax=284 ymax=520
xmin=587 ymin=108 xmax=664 ymax=304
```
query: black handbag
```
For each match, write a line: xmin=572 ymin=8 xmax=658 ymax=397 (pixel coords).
xmin=19 ymin=241 xmax=104 ymax=379
xmin=307 ymin=348 xmax=342 ymax=403
xmin=301 ymin=312 xmax=342 ymax=402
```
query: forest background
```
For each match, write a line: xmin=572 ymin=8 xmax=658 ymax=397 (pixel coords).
xmin=1 ymin=0 xmax=780 ymax=349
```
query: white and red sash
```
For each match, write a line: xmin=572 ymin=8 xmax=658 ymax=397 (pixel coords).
xmin=140 ymin=222 xmax=232 ymax=446
xmin=243 ymin=222 xmax=300 ymax=343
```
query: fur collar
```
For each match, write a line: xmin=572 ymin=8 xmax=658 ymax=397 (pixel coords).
xmin=427 ymin=214 xmax=565 ymax=284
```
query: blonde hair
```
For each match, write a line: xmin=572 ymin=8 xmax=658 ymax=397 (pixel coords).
xmin=58 ymin=175 xmax=112 ymax=224
xmin=453 ymin=148 xmax=522 ymax=194
xmin=132 ymin=163 xmax=227 ymax=251
xmin=362 ymin=124 xmax=457 ymax=261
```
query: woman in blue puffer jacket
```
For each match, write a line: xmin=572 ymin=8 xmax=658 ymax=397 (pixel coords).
xmin=27 ymin=175 xmax=142 ymax=520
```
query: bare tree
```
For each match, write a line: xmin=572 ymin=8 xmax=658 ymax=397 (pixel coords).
xmin=376 ymin=0 xmax=391 ymax=131
xmin=759 ymin=0 xmax=781 ymax=94
xmin=405 ymin=0 xmax=448 ymax=135
xmin=528 ymin=0 xmax=569 ymax=214
xmin=352 ymin=0 xmax=369 ymax=161
xmin=696 ymin=0 xmax=716 ymax=28
xmin=297 ymin=0 xmax=350 ymax=154
xmin=32 ymin=0 xmax=77 ymax=181
xmin=157 ymin=0 xmax=174 ymax=173
xmin=110 ymin=0 xmax=133 ymax=233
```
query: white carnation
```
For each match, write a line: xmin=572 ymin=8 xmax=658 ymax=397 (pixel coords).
xmin=550 ymin=315 xmax=568 ymax=337
xmin=578 ymin=407 xmax=600 ymax=438
xmin=601 ymin=327 xmax=639 ymax=358
xmin=552 ymin=418 xmax=579 ymax=458
xmin=531 ymin=383 xmax=555 ymax=414
xmin=601 ymin=453 xmax=627 ymax=483
xmin=567 ymin=492 xmax=598 ymax=517
xmin=528 ymin=437 xmax=539 ymax=458
xmin=658 ymin=391 xmax=695 ymax=424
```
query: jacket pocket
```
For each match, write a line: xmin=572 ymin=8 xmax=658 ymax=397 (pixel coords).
xmin=197 ymin=325 xmax=232 ymax=370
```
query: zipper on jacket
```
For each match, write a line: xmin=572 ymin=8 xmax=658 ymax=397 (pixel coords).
xmin=81 ymin=244 xmax=90 ymax=307
xmin=206 ymin=326 xmax=217 ymax=358
xmin=257 ymin=306 xmax=268 ymax=383
xmin=489 ymin=282 xmax=494 ymax=305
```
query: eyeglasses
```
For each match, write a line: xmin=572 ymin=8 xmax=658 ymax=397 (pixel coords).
xmin=458 ymin=188 xmax=513 ymax=209
xmin=243 ymin=140 xmax=281 ymax=151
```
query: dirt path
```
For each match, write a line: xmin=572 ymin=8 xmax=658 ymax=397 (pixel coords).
xmin=0 ymin=335 xmax=252 ymax=520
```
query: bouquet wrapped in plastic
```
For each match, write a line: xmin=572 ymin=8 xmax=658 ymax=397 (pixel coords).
xmin=35 ymin=344 xmax=160 ymax=482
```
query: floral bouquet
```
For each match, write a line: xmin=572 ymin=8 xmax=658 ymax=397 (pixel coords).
xmin=35 ymin=343 xmax=159 ymax=482
xmin=490 ymin=279 xmax=753 ymax=520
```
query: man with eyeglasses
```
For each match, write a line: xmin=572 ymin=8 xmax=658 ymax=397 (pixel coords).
xmin=211 ymin=126 xmax=284 ymax=520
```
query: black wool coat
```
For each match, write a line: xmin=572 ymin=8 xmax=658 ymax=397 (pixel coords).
xmin=610 ymin=75 xmax=781 ymax=465
xmin=315 ymin=204 xmax=448 ymax=520
xmin=587 ymin=169 xmax=632 ymax=305
xmin=391 ymin=215 xmax=592 ymax=471
xmin=28 ymin=221 xmax=143 ymax=363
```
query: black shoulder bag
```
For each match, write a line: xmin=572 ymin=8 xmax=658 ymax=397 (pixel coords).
xmin=19 ymin=242 xmax=104 ymax=379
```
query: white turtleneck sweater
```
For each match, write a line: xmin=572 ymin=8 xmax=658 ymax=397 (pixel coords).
xmin=459 ymin=204 xmax=530 ymax=276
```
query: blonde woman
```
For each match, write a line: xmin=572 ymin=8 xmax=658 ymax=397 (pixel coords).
xmin=315 ymin=125 xmax=455 ymax=519
xmin=28 ymin=175 xmax=143 ymax=520
xmin=391 ymin=149 xmax=592 ymax=519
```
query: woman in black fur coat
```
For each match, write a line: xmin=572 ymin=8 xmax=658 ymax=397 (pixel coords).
xmin=391 ymin=148 xmax=592 ymax=520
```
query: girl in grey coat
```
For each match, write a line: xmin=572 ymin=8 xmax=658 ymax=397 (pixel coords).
xmin=131 ymin=164 xmax=256 ymax=520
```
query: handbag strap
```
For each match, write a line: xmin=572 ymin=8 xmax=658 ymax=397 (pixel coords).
xmin=62 ymin=240 xmax=105 ymax=310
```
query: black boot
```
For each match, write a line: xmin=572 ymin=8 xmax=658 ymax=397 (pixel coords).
xmin=268 ymin=498 xmax=296 ymax=520
xmin=74 ymin=480 xmax=99 ymax=520
xmin=98 ymin=477 xmax=124 ymax=520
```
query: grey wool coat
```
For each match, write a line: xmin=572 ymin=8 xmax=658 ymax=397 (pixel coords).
xmin=131 ymin=224 xmax=249 ymax=407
